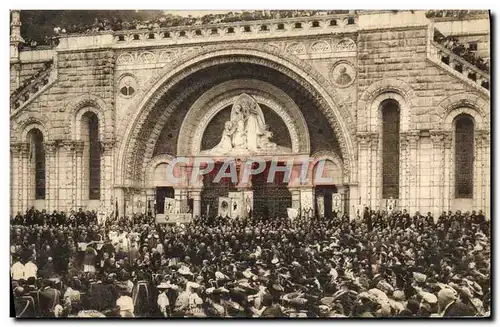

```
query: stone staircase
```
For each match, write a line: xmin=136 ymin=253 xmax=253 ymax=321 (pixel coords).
xmin=10 ymin=59 xmax=57 ymax=112
xmin=427 ymin=29 xmax=490 ymax=96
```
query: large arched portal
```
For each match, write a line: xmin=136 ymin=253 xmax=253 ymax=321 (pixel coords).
xmin=116 ymin=47 xmax=355 ymax=220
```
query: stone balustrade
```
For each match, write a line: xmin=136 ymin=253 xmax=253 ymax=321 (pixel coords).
xmin=11 ymin=62 xmax=56 ymax=111
xmin=110 ymin=14 xmax=357 ymax=46
xmin=428 ymin=40 xmax=490 ymax=93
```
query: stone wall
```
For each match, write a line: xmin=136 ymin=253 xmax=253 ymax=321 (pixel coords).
xmin=9 ymin=16 xmax=490 ymax=217
xmin=356 ymin=25 xmax=490 ymax=216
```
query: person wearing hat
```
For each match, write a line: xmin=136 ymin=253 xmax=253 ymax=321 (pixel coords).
xmin=116 ymin=285 xmax=135 ymax=317
xmin=156 ymin=281 xmax=173 ymax=317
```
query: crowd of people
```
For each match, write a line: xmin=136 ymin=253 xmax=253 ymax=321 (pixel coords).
xmin=434 ymin=29 xmax=490 ymax=73
xmin=426 ymin=10 xmax=488 ymax=19
xmin=22 ymin=10 xmax=350 ymax=48
xmin=11 ymin=206 xmax=490 ymax=318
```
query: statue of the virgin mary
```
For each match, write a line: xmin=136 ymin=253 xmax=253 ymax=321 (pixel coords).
xmin=201 ymin=93 xmax=291 ymax=155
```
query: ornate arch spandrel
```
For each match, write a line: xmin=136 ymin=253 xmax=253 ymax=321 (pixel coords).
xmin=116 ymin=46 xmax=355 ymax=187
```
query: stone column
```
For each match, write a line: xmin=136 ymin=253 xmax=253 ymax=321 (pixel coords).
xmin=336 ymin=185 xmax=348 ymax=216
xmin=430 ymin=131 xmax=445 ymax=216
xmin=348 ymin=183 xmax=359 ymax=219
xmin=483 ymin=132 xmax=490 ymax=218
xmin=476 ymin=130 xmax=490 ymax=216
xmin=45 ymin=141 xmax=59 ymax=212
xmin=61 ymin=141 xmax=76 ymax=211
xmin=20 ymin=143 xmax=30 ymax=211
xmin=289 ymin=188 xmax=301 ymax=209
xmin=145 ymin=188 xmax=155 ymax=216
xmin=74 ymin=141 xmax=85 ymax=208
xmin=442 ymin=132 xmax=453 ymax=211
xmin=399 ymin=134 xmax=410 ymax=209
xmin=406 ymin=132 xmax=420 ymax=213
xmin=369 ymin=133 xmax=379 ymax=209
xmin=356 ymin=132 xmax=375 ymax=210
xmin=100 ymin=139 xmax=115 ymax=213
xmin=10 ymin=143 xmax=27 ymax=215
xmin=474 ymin=131 xmax=483 ymax=211
xmin=191 ymin=189 xmax=202 ymax=218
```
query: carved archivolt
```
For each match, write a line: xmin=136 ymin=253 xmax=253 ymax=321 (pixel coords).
xmin=310 ymin=40 xmax=331 ymax=53
xmin=438 ymin=93 xmax=489 ymax=130
xmin=63 ymin=94 xmax=114 ymax=141
xmin=138 ymin=51 xmax=156 ymax=64
xmin=144 ymin=154 xmax=176 ymax=188
xmin=11 ymin=112 xmax=52 ymax=143
xmin=333 ymin=38 xmax=356 ymax=52
xmin=285 ymin=42 xmax=307 ymax=54
xmin=358 ymin=78 xmax=418 ymax=133
xmin=177 ymin=79 xmax=310 ymax=156
xmin=116 ymin=45 xmax=355 ymax=187
xmin=116 ymin=53 xmax=135 ymax=65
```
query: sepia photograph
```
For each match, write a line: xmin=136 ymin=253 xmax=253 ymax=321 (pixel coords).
xmin=9 ymin=8 xmax=491 ymax=319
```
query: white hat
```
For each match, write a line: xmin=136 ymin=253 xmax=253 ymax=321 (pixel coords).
xmin=242 ymin=268 xmax=255 ymax=279
xmin=178 ymin=266 xmax=193 ymax=276
xmin=420 ymin=291 xmax=438 ymax=304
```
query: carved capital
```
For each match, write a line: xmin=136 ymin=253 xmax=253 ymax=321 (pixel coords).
xmin=100 ymin=139 xmax=116 ymax=153
xmin=356 ymin=132 xmax=378 ymax=149
xmin=401 ymin=131 xmax=420 ymax=149
xmin=475 ymin=130 xmax=490 ymax=148
xmin=430 ymin=130 xmax=445 ymax=148
xmin=74 ymin=141 xmax=85 ymax=155
xmin=44 ymin=141 xmax=60 ymax=155
xmin=10 ymin=142 xmax=29 ymax=155
xmin=62 ymin=140 xmax=76 ymax=152
xmin=442 ymin=131 xmax=453 ymax=148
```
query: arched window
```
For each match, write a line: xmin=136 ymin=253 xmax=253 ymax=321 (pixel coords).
xmin=455 ymin=114 xmax=474 ymax=198
xmin=82 ymin=112 xmax=101 ymax=200
xmin=381 ymin=99 xmax=400 ymax=198
xmin=28 ymin=129 xmax=45 ymax=199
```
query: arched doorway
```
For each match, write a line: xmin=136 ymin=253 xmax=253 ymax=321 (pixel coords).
xmin=117 ymin=48 xmax=355 ymax=220
xmin=251 ymin=162 xmax=292 ymax=219
xmin=312 ymin=156 xmax=343 ymax=218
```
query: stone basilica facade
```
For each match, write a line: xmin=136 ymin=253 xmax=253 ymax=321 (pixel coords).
xmin=9 ymin=10 xmax=490 ymax=220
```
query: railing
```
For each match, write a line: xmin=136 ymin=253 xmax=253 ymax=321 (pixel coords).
xmin=110 ymin=14 xmax=357 ymax=45
xmin=10 ymin=60 xmax=55 ymax=110
xmin=429 ymin=41 xmax=489 ymax=92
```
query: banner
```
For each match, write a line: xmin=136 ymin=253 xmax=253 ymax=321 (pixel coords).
xmin=163 ymin=213 xmax=192 ymax=224
xmin=316 ymin=196 xmax=325 ymax=218
xmin=287 ymin=208 xmax=299 ymax=220
xmin=164 ymin=197 xmax=176 ymax=214
xmin=387 ymin=197 xmax=396 ymax=215
xmin=218 ymin=197 xmax=231 ymax=217
xmin=230 ymin=197 xmax=241 ymax=219
xmin=332 ymin=193 xmax=342 ymax=213
xmin=242 ymin=191 xmax=254 ymax=217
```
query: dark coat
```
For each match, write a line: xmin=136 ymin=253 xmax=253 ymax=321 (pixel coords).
xmin=443 ymin=300 xmax=476 ymax=317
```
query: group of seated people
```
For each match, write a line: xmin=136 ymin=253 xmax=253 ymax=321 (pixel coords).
xmin=11 ymin=207 xmax=490 ymax=318
xmin=433 ymin=29 xmax=490 ymax=73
